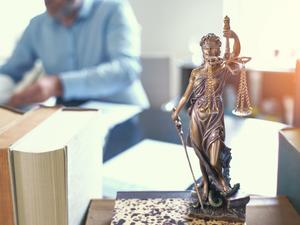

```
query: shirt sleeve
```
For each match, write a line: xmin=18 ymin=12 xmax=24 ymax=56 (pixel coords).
xmin=60 ymin=0 xmax=142 ymax=100
xmin=0 ymin=21 xmax=37 ymax=83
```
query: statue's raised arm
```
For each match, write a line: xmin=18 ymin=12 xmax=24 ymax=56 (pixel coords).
xmin=223 ymin=16 xmax=240 ymax=60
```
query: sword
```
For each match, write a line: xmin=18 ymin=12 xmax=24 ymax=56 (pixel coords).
xmin=172 ymin=108 xmax=204 ymax=210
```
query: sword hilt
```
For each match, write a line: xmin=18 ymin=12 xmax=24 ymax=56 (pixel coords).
xmin=172 ymin=108 xmax=183 ymax=134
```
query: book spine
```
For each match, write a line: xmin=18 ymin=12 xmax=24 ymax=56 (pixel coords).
xmin=0 ymin=150 xmax=15 ymax=225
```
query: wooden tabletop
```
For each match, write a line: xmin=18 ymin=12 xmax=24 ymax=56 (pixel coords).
xmin=85 ymin=196 xmax=300 ymax=225
xmin=85 ymin=199 xmax=115 ymax=225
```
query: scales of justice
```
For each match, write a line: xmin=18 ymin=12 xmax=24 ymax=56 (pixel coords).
xmin=172 ymin=16 xmax=252 ymax=222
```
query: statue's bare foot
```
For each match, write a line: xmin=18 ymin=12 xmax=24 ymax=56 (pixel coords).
xmin=221 ymin=183 xmax=240 ymax=197
xmin=213 ymin=179 xmax=229 ymax=194
xmin=223 ymin=184 xmax=230 ymax=193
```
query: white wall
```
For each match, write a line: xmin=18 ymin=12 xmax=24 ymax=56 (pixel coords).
xmin=130 ymin=0 xmax=223 ymax=58
xmin=129 ymin=0 xmax=223 ymax=99
xmin=0 ymin=1 xmax=44 ymax=60
xmin=224 ymin=0 xmax=300 ymax=69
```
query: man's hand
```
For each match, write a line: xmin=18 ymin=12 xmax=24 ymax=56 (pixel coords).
xmin=8 ymin=76 xmax=63 ymax=107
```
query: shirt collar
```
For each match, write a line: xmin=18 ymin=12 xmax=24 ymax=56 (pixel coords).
xmin=77 ymin=0 xmax=95 ymax=19
xmin=45 ymin=0 xmax=95 ymax=25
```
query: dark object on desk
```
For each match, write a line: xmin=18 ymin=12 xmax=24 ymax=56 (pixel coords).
xmin=56 ymin=97 xmax=89 ymax=107
xmin=85 ymin=196 xmax=300 ymax=225
xmin=103 ymin=108 xmax=189 ymax=162
xmin=278 ymin=128 xmax=300 ymax=214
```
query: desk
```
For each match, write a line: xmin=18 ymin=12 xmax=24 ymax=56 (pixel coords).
xmin=103 ymin=108 xmax=286 ymax=197
xmin=85 ymin=196 xmax=300 ymax=225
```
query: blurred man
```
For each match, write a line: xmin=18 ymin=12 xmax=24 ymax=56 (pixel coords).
xmin=0 ymin=0 xmax=149 ymax=108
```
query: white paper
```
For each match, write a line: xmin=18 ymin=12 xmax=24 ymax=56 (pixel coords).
xmin=81 ymin=101 xmax=142 ymax=130
xmin=102 ymin=139 xmax=200 ymax=198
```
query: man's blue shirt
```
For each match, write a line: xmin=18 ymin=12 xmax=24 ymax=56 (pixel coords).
xmin=0 ymin=0 xmax=149 ymax=107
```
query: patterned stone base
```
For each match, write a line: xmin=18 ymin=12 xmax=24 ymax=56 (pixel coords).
xmin=111 ymin=198 xmax=246 ymax=225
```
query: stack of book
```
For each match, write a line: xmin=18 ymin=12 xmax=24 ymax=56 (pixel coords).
xmin=0 ymin=105 xmax=103 ymax=225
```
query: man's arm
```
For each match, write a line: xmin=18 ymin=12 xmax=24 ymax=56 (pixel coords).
xmin=7 ymin=0 xmax=142 ymax=107
xmin=8 ymin=76 xmax=62 ymax=107
xmin=60 ymin=0 xmax=142 ymax=100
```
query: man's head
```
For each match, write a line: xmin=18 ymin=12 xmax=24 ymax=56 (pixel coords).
xmin=200 ymin=33 xmax=222 ymax=61
xmin=44 ymin=0 xmax=82 ymax=25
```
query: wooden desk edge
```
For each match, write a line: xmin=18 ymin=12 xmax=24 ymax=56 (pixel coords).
xmin=85 ymin=199 xmax=115 ymax=225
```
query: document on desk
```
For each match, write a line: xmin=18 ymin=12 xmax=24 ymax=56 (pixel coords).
xmin=102 ymin=139 xmax=200 ymax=198
xmin=81 ymin=101 xmax=142 ymax=129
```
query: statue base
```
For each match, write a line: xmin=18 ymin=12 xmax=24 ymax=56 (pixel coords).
xmin=111 ymin=191 xmax=249 ymax=225
xmin=190 ymin=190 xmax=250 ymax=223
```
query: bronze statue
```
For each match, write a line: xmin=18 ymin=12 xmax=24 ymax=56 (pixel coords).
xmin=172 ymin=16 xmax=252 ymax=219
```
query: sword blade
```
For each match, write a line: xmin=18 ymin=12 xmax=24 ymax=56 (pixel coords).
xmin=175 ymin=118 xmax=204 ymax=210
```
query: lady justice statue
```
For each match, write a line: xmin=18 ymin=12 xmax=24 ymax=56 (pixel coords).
xmin=172 ymin=16 xmax=252 ymax=218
